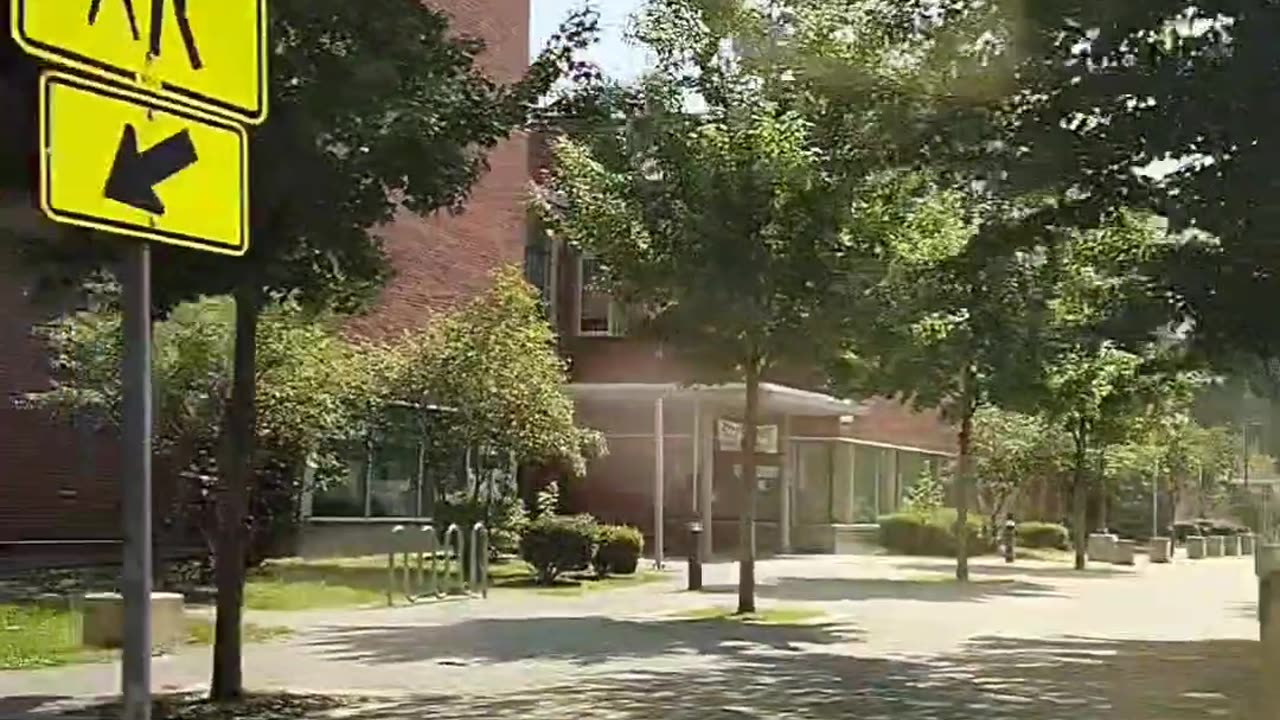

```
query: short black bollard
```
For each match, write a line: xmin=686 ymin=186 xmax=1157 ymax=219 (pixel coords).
xmin=687 ymin=522 xmax=703 ymax=591
xmin=1002 ymin=514 xmax=1016 ymax=564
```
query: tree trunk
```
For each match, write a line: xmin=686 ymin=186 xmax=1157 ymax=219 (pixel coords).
xmin=1072 ymin=423 xmax=1088 ymax=571
xmin=737 ymin=359 xmax=761 ymax=615
xmin=210 ymin=284 xmax=260 ymax=701
xmin=955 ymin=364 xmax=975 ymax=582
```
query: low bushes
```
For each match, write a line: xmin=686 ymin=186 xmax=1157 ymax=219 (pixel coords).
xmin=594 ymin=524 xmax=644 ymax=577
xmin=878 ymin=509 xmax=988 ymax=557
xmin=518 ymin=512 xmax=646 ymax=584
xmin=518 ymin=514 xmax=597 ymax=585
xmin=1173 ymin=518 xmax=1251 ymax=541
xmin=1015 ymin=521 xmax=1069 ymax=550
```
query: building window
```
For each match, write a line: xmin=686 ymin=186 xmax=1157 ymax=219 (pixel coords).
xmin=578 ymin=255 xmax=627 ymax=336
xmin=524 ymin=231 xmax=556 ymax=318
xmin=307 ymin=404 xmax=464 ymax=520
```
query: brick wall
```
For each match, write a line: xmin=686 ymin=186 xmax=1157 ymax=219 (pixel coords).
xmin=346 ymin=0 xmax=533 ymax=339
xmin=0 ymin=247 xmax=126 ymax=542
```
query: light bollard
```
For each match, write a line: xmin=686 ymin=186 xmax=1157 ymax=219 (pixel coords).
xmin=687 ymin=522 xmax=704 ymax=591
xmin=470 ymin=523 xmax=489 ymax=598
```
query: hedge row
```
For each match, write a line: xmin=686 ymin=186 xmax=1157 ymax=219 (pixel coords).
xmin=878 ymin=509 xmax=990 ymax=557
xmin=1016 ymin=521 xmax=1070 ymax=550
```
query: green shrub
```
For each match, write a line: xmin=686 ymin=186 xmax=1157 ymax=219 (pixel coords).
xmin=901 ymin=474 xmax=945 ymax=515
xmin=593 ymin=525 xmax=644 ymax=577
xmin=1015 ymin=521 xmax=1069 ymax=550
xmin=519 ymin=514 xmax=597 ymax=585
xmin=878 ymin=508 xmax=988 ymax=557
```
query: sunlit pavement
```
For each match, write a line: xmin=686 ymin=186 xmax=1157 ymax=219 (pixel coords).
xmin=0 ymin=553 xmax=1262 ymax=719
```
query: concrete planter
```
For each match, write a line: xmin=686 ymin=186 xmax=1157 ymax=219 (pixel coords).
xmin=1088 ymin=533 xmax=1118 ymax=563
xmin=1187 ymin=536 xmax=1207 ymax=559
xmin=1243 ymin=534 xmax=1256 ymax=555
xmin=82 ymin=592 xmax=185 ymax=650
xmin=1149 ymin=537 xmax=1173 ymax=563
xmin=1224 ymin=535 xmax=1241 ymax=556
xmin=1207 ymin=536 xmax=1225 ymax=557
xmin=1112 ymin=539 xmax=1137 ymax=566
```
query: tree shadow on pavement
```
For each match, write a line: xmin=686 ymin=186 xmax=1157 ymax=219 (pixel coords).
xmin=697 ymin=576 xmax=1060 ymax=602
xmin=303 ymin=615 xmax=865 ymax=666
xmin=894 ymin=560 xmax=1134 ymax=580
xmin=10 ymin=635 xmax=1260 ymax=719
xmin=0 ymin=695 xmax=78 ymax=719
xmin=347 ymin=635 xmax=1260 ymax=720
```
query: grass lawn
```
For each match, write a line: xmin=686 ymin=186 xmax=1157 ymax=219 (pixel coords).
xmin=492 ymin=566 xmax=671 ymax=596
xmin=247 ymin=555 xmax=672 ymax=609
xmin=673 ymin=605 xmax=827 ymax=626
xmin=0 ymin=603 xmax=292 ymax=671
xmin=1016 ymin=547 xmax=1076 ymax=563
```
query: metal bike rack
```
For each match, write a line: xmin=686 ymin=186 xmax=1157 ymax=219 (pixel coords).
xmin=387 ymin=524 xmax=444 ymax=604
xmin=443 ymin=523 xmax=465 ymax=595
xmin=386 ymin=521 xmax=487 ymax=604
xmin=387 ymin=525 xmax=407 ymax=606
xmin=418 ymin=524 xmax=441 ymax=599
xmin=469 ymin=522 xmax=489 ymax=598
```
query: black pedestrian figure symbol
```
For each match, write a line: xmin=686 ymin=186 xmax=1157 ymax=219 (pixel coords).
xmin=88 ymin=0 xmax=140 ymax=40
xmin=87 ymin=0 xmax=203 ymax=70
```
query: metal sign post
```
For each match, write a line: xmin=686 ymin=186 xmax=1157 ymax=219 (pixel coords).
xmin=10 ymin=3 xmax=264 ymax=715
xmin=120 ymin=241 xmax=153 ymax=720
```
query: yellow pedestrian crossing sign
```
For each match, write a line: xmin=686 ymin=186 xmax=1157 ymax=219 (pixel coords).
xmin=11 ymin=0 xmax=267 ymax=125
xmin=40 ymin=72 xmax=249 ymax=255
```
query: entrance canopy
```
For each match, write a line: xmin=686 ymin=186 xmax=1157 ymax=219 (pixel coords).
xmin=566 ymin=382 xmax=865 ymax=418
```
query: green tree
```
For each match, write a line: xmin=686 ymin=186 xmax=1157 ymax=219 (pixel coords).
xmin=4 ymin=1 xmax=598 ymax=698
xmin=980 ymin=2 xmax=1280 ymax=391
xmin=539 ymin=0 xmax=989 ymax=612
xmin=831 ymin=189 xmax=1057 ymax=580
xmin=972 ymin=407 xmax=1069 ymax=535
xmin=1030 ymin=211 xmax=1185 ymax=568
xmin=392 ymin=268 xmax=605 ymax=501
xmin=28 ymin=296 xmax=383 ymax=566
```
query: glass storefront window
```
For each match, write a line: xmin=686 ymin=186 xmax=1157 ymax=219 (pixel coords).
xmin=310 ymin=447 xmax=368 ymax=518
xmin=796 ymin=443 xmax=832 ymax=525
xmin=831 ymin=444 xmax=855 ymax=524
xmin=852 ymin=445 xmax=880 ymax=522
xmin=305 ymin=404 xmax=483 ymax=520
xmin=369 ymin=440 xmax=421 ymax=517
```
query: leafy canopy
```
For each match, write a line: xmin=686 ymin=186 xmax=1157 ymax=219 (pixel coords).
xmin=539 ymin=0 xmax=986 ymax=384
xmin=28 ymin=271 xmax=601 ymax=480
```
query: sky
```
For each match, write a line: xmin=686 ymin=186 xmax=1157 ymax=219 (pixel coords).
xmin=531 ymin=0 xmax=650 ymax=80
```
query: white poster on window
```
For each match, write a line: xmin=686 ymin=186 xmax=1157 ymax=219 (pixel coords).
xmin=717 ymin=419 xmax=779 ymax=454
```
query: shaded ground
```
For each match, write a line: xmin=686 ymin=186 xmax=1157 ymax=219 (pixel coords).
xmin=0 ymin=554 xmax=1262 ymax=719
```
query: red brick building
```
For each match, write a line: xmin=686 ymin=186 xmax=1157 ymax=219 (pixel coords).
xmin=1 ymin=0 xmax=955 ymax=561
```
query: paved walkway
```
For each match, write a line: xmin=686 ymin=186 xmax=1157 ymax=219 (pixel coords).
xmin=0 ymin=554 xmax=1263 ymax=719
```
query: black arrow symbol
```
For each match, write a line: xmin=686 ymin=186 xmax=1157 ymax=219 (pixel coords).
xmin=103 ymin=124 xmax=199 ymax=215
